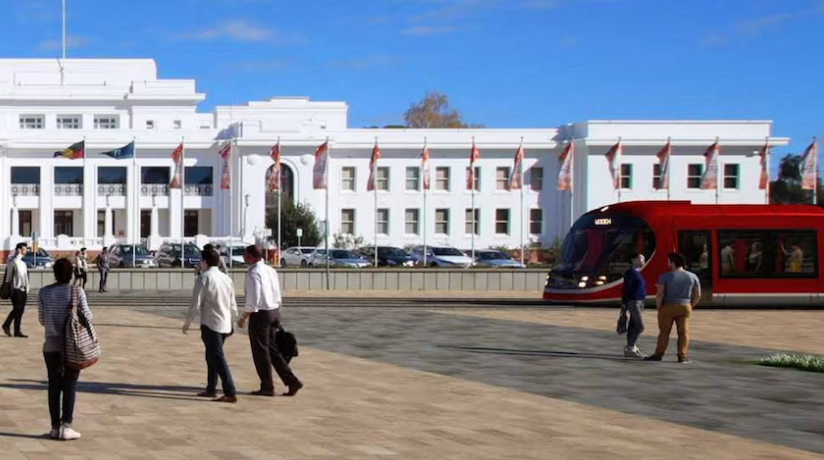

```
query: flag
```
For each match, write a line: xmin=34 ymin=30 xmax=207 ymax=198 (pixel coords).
xmin=366 ymin=143 xmax=381 ymax=192
xmin=800 ymin=139 xmax=818 ymax=191
xmin=557 ymin=142 xmax=573 ymax=191
xmin=100 ymin=141 xmax=134 ymax=160
xmin=467 ymin=141 xmax=480 ymax=190
xmin=313 ymin=141 xmax=329 ymax=189
xmin=654 ymin=140 xmax=671 ymax=190
xmin=54 ymin=141 xmax=85 ymax=160
xmin=509 ymin=144 xmax=524 ymax=190
xmin=219 ymin=142 xmax=231 ymax=191
xmin=700 ymin=141 xmax=720 ymax=190
xmin=604 ymin=141 xmax=623 ymax=190
xmin=169 ymin=143 xmax=184 ymax=189
xmin=267 ymin=141 xmax=281 ymax=193
xmin=421 ymin=147 xmax=431 ymax=191
xmin=758 ymin=141 xmax=769 ymax=191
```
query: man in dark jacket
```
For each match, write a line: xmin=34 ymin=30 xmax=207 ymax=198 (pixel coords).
xmin=621 ymin=253 xmax=647 ymax=358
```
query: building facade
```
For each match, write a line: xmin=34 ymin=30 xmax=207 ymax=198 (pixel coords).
xmin=0 ymin=59 xmax=789 ymax=253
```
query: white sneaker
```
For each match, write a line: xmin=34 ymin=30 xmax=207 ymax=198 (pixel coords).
xmin=624 ymin=347 xmax=646 ymax=358
xmin=60 ymin=424 xmax=81 ymax=441
xmin=48 ymin=428 xmax=59 ymax=440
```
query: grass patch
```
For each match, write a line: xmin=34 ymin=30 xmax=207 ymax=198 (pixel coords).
xmin=759 ymin=353 xmax=824 ymax=373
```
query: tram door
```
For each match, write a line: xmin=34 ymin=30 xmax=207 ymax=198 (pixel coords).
xmin=677 ymin=231 xmax=712 ymax=302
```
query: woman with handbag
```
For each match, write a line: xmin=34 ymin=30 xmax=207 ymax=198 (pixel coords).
xmin=38 ymin=258 xmax=95 ymax=441
xmin=73 ymin=249 xmax=88 ymax=290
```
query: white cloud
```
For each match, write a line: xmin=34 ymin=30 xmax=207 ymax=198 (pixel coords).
xmin=401 ymin=25 xmax=461 ymax=36
xmin=180 ymin=20 xmax=305 ymax=44
xmin=36 ymin=36 xmax=92 ymax=52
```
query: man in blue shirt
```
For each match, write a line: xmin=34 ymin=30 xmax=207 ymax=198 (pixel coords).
xmin=621 ymin=253 xmax=646 ymax=358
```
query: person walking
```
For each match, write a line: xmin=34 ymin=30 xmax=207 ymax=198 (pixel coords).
xmin=73 ymin=248 xmax=89 ymax=290
xmin=196 ymin=244 xmax=228 ymax=277
xmin=645 ymin=252 xmax=701 ymax=363
xmin=237 ymin=245 xmax=303 ymax=397
xmin=38 ymin=258 xmax=92 ymax=440
xmin=621 ymin=253 xmax=646 ymax=358
xmin=183 ymin=249 xmax=239 ymax=403
xmin=97 ymin=247 xmax=110 ymax=293
xmin=3 ymin=242 xmax=30 ymax=338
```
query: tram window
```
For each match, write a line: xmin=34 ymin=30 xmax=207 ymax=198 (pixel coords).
xmin=775 ymin=231 xmax=817 ymax=277
xmin=717 ymin=230 xmax=817 ymax=279
xmin=678 ymin=231 xmax=712 ymax=286
xmin=717 ymin=230 xmax=769 ymax=276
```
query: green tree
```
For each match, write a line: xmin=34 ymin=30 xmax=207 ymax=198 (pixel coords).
xmin=403 ymin=91 xmax=484 ymax=129
xmin=769 ymin=154 xmax=823 ymax=206
xmin=266 ymin=200 xmax=322 ymax=248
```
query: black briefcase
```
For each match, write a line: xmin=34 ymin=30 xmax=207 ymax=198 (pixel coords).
xmin=276 ymin=325 xmax=299 ymax=363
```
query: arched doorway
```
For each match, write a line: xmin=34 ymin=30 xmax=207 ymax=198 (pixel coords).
xmin=265 ymin=163 xmax=295 ymax=210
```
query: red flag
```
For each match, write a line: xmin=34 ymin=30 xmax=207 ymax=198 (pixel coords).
xmin=758 ymin=141 xmax=769 ymax=191
xmin=800 ymin=139 xmax=818 ymax=191
xmin=654 ymin=140 xmax=671 ymax=191
xmin=604 ymin=141 xmax=623 ymax=190
xmin=700 ymin=141 xmax=720 ymax=190
xmin=421 ymin=147 xmax=431 ymax=191
xmin=366 ymin=143 xmax=381 ymax=192
xmin=557 ymin=142 xmax=573 ymax=191
xmin=509 ymin=144 xmax=524 ymax=190
xmin=219 ymin=142 xmax=231 ymax=191
xmin=267 ymin=141 xmax=282 ymax=193
xmin=169 ymin=143 xmax=184 ymax=189
xmin=467 ymin=142 xmax=480 ymax=190
xmin=313 ymin=141 xmax=329 ymax=189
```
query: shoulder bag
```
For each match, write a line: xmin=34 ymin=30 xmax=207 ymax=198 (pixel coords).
xmin=64 ymin=286 xmax=101 ymax=370
xmin=0 ymin=261 xmax=17 ymax=300
xmin=275 ymin=324 xmax=299 ymax=364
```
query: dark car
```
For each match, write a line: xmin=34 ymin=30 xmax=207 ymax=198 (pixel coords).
xmin=7 ymin=248 xmax=54 ymax=270
xmin=154 ymin=243 xmax=202 ymax=268
xmin=358 ymin=246 xmax=415 ymax=267
xmin=108 ymin=244 xmax=157 ymax=268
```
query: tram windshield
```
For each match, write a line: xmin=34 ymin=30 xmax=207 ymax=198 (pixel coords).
xmin=549 ymin=213 xmax=656 ymax=288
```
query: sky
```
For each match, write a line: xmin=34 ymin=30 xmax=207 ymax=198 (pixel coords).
xmin=0 ymin=0 xmax=822 ymax=171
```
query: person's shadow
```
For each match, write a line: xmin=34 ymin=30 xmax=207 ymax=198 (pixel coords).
xmin=1 ymin=379 xmax=206 ymax=402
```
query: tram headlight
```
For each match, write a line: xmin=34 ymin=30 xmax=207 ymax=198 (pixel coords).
xmin=594 ymin=281 xmax=604 ymax=286
xmin=580 ymin=276 xmax=589 ymax=282
xmin=578 ymin=281 xmax=586 ymax=288
xmin=598 ymin=275 xmax=607 ymax=281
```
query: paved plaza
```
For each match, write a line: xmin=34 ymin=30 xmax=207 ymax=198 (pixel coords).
xmin=1 ymin=295 xmax=824 ymax=459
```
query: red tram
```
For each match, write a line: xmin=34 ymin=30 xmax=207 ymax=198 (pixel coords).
xmin=544 ymin=201 xmax=824 ymax=306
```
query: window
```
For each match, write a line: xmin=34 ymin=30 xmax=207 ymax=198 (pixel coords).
xmin=717 ymin=229 xmax=817 ymax=279
xmin=495 ymin=209 xmax=510 ymax=235
xmin=376 ymin=167 xmax=390 ymax=191
xmin=465 ymin=208 xmax=480 ymax=235
xmin=405 ymin=167 xmax=420 ymax=191
xmin=173 ymin=120 xmax=182 ymax=129
xmin=146 ymin=120 xmax=155 ymax=130
xmin=341 ymin=209 xmax=356 ymax=235
xmin=142 ymin=167 xmax=170 ymax=184
xmin=405 ymin=209 xmax=420 ymax=235
xmin=57 ymin=116 xmax=81 ymax=130
xmin=678 ymin=230 xmax=712 ymax=289
xmin=465 ymin=166 xmax=480 ymax=191
xmin=140 ymin=210 xmax=151 ymax=239
xmin=97 ymin=210 xmax=106 ymax=237
xmin=376 ymin=209 xmax=389 ymax=235
xmin=184 ymin=210 xmax=199 ymax=237
xmin=724 ymin=164 xmax=740 ymax=189
xmin=530 ymin=167 xmax=544 ymax=191
xmin=184 ymin=166 xmax=213 ymax=185
xmin=11 ymin=167 xmax=40 ymax=184
xmin=54 ymin=210 xmax=74 ymax=237
xmin=620 ymin=164 xmax=632 ymax=189
xmin=653 ymin=164 xmax=662 ymax=190
xmin=341 ymin=167 xmax=356 ymax=191
xmin=496 ymin=167 xmax=511 ymax=190
xmin=98 ymin=167 xmax=127 ymax=184
xmin=55 ymin=167 xmax=83 ymax=184
xmin=19 ymin=211 xmax=32 ymax=237
xmin=687 ymin=164 xmax=703 ymax=189
xmin=435 ymin=209 xmax=450 ymax=235
xmin=436 ymin=167 xmax=450 ymax=191
xmin=19 ymin=115 xmax=44 ymax=130
xmin=94 ymin=116 xmax=118 ymax=129
xmin=530 ymin=209 xmax=543 ymax=235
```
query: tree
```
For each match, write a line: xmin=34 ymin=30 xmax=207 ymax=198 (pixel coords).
xmin=265 ymin=200 xmax=322 ymax=248
xmin=769 ymin=153 xmax=823 ymax=206
xmin=403 ymin=91 xmax=484 ymax=129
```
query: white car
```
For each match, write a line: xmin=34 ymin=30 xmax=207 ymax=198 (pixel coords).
xmin=217 ymin=244 xmax=247 ymax=267
xmin=410 ymin=245 xmax=474 ymax=268
xmin=280 ymin=246 xmax=317 ymax=267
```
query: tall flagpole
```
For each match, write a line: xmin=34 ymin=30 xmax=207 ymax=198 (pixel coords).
xmin=715 ymin=137 xmax=720 ymax=205
xmin=132 ymin=136 xmax=137 ymax=268
xmin=765 ymin=136 xmax=770 ymax=205
xmin=519 ymin=137 xmax=525 ymax=267
xmin=569 ymin=140 xmax=575 ymax=232
xmin=181 ymin=136 xmax=186 ymax=259
xmin=62 ymin=0 xmax=67 ymax=60
xmin=325 ymin=137 xmax=331 ymax=290
xmin=229 ymin=139 xmax=234 ymax=268
xmin=814 ymin=137 xmax=819 ymax=206
xmin=373 ymin=137 xmax=379 ymax=268
xmin=471 ymin=137 xmax=476 ymax=265
xmin=666 ymin=137 xmax=671 ymax=201
xmin=617 ymin=137 xmax=623 ymax=203
xmin=277 ymin=137 xmax=282 ymax=265
xmin=422 ymin=138 xmax=428 ymax=268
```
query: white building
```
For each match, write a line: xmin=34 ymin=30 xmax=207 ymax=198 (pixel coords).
xmin=0 ymin=58 xmax=789 ymax=255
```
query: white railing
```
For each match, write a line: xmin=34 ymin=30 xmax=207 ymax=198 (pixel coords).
xmin=97 ymin=184 xmax=126 ymax=196
xmin=10 ymin=184 xmax=40 ymax=196
xmin=141 ymin=184 xmax=169 ymax=196
xmin=54 ymin=184 xmax=83 ymax=196
xmin=184 ymin=184 xmax=213 ymax=196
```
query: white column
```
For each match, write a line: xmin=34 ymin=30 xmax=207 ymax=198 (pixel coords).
xmin=104 ymin=207 xmax=112 ymax=237
xmin=83 ymin=161 xmax=96 ymax=246
xmin=170 ymin=187 xmax=183 ymax=238
xmin=40 ymin=166 xmax=55 ymax=240
xmin=150 ymin=205 xmax=159 ymax=236
xmin=11 ymin=207 xmax=19 ymax=237
xmin=126 ymin=161 xmax=138 ymax=244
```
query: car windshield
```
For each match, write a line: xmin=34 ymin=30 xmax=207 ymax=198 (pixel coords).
xmin=300 ymin=248 xmax=315 ymax=254
xmin=432 ymin=247 xmax=464 ymax=256
xmin=478 ymin=251 xmax=509 ymax=261
xmin=172 ymin=245 xmax=201 ymax=257
xmin=227 ymin=247 xmax=244 ymax=256
xmin=379 ymin=247 xmax=408 ymax=258
xmin=331 ymin=250 xmax=359 ymax=259
xmin=121 ymin=245 xmax=151 ymax=256
xmin=27 ymin=249 xmax=49 ymax=258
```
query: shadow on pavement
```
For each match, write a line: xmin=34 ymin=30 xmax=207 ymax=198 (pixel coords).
xmin=2 ymin=380 xmax=207 ymax=402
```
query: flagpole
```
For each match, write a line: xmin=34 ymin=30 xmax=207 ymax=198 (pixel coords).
xmin=666 ymin=137 xmax=671 ymax=202
xmin=276 ymin=137 xmax=282 ymax=266
xmin=617 ymin=137 xmax=622 ymax=203
xmin=373 ymin=137 xmax=379 ymax=269
xmin=471 ymin=137 xmax=476 ymax=265
xmin=181 ymin=136 xmax=186 ymax=261
xmin=715 ymin=137 xmax=720 ymax=205
xmin=814 ymin=137 xmax=819 ymax=206
xmin=133 ymin=136 xmax=137 ymax=268
xmin=228 ymin=139 xmax=234 ymax=268
xmin=325 ymin=137 xmax=330 ymax=290
xmin=569 ymin=140 xmax=575 ymax=232
xmin=519 ymin=137 xmax=525 ymax=268
xmin=422 ymin=138 xmax=428 ymax=268
xmin=62 ymin=0 xmax=67 ymax=60
xmin=765 ymin=137 xmax=770 ymax=205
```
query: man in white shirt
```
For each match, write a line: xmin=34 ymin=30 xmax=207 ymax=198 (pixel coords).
xmin=183 ymin=249 xmax=239 ymax=403
xmin=3 ymin=242 xmax=30 ymax=338
xmin=237 ymin=245 xmax=303 ymax=397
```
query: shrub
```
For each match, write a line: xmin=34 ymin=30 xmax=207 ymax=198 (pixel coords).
xmin=759 ymin=353 xmax=824 ymax=373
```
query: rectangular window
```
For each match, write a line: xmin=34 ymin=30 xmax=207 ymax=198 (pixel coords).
xmin=376 ymin=209 xmax=389 ymax=235
xmin=530 ymin=209 xmax=543 ymax=235
xmin=405 ymin=209 xmax=420 ymax=235
xmin=11 ymin=167 xmax=40 ymax=184
xmin=98 ymin=167 xmax=127 ymax=184
xmin=341 ymin=167 xmax=356 ymax=191
xmin=55 ymin=167 xmax=83 ymax=184
xmin=54 ymin=210 xmax=74 ymax=237
xmin=495 ymin=209 xmax=510 ymax=235
xmin=57 ymin=115 xmax=81 ymax=130
xmin=717 ymin=229 xmax=817 ymax=279
xmin=140 ymin=210 xmax=151 ymax=239
xmin=620 ymin=164 xmax=632 ymax=189
xmin=653 ymin=164 xmax=662 ymax=190
xmin=405 ymin=167 xmax=420 ymax=191
xmin=184 ymin=210 xmax=199 ymax=237
xmin=94 ymin=116 xmax=118 ymax=130
xmin=19 ymin=115 xmax=44 ymax=130
xmin=724 ymin=164 xmax=740 ymax=189
xmin=19 ymin=211 xmax=32 ymax=237
xmin=496 ymin=167 xmax=511 ymax=191
xmin=465 ymin=166 xmax=480 ymax=191
xmin=465 ymin=208 xmax=480 ymax=235
xmin=146 ymin=120 xmax=155 ymax=130
xmin=341 ymin=209 xmax=356 ymax=235
xmin=173 ymin=120 xmax=182 ymax=129
xmin=184 ymin=166 xmax=213 ymax=185
xmin=687 ymin=164 xmax=703 ymax=189
xmin=530 ymin=166 xmax=544 ymax=191
xmin=376 ymin=167 xmax=390 ymax=191
xmin=435 ymin=167 xmax=450 ymax=191
xmin=435 ymin=209 xmax=450 ymax=235
xmin=141 ymin=167 xmax=171 ymax=184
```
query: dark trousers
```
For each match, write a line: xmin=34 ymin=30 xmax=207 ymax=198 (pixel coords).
xmin=249 ymin=309 xmax=300 ymax=392
xmin=98 ymin=269 xmax=108 ymax=292
xmin=201 ymin=325 xmax=236 ymax=396
xmin=3 ymin=289 xmax=27 ymax=334
xmin=624 ymin=300 xmax=645 ymax=349
xmin=44 ymin=352 xmax=80 ymax=429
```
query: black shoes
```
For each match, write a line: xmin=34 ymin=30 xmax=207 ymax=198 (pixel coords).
xmin=2 ymin=325 xmax=10 ymax=337
xmin=250 ymin=390 xmax=275 ymax=397
xmin=643 ymin=355 xmax=663 ymax=362
xmin=13 ymin=333 xmax=28 ymax=339
xmin=283 ymin=382 xmax=303 ymax=397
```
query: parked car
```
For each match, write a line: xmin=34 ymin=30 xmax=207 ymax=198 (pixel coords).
xmin=357 ymin=246 xmax=415 ymax=267
xmin=470 ymin=249 xmax=526 ymax=268
xmin=215 ymin=243 xmax=247 ymax=267
xmin=7 ymin=248 xmax=54 ymax=270
xmin=307 ymin=249 xmax=370 ymax=268
xmin=108 ymin=243 xmax=157 ymax=268
xmin=280 ymin=246 xmax=316 ymax=267
xmin=154 ymin=243 xmax=202 ymax=268
xmin=410 ymin=245 xmax=474 ymax=268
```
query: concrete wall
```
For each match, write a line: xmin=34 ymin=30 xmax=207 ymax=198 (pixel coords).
xmin=23 ymin=268 xmax=548 ymax=292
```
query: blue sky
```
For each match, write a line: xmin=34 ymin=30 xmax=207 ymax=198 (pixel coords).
xmin=1 ymin=0 xmax=822 ymax=170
